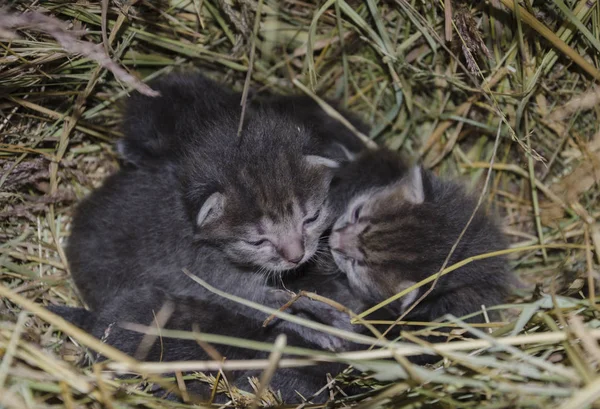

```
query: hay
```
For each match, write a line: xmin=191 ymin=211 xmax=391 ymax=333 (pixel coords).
xmin=1 ymin=0 xmax=599 ymax=407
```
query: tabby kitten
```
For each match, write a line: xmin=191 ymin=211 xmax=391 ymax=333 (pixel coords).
xmin=328 ymin=148 xmax=511 ymax=323
xmin=121 ymin=73 xmax=345 ymax=272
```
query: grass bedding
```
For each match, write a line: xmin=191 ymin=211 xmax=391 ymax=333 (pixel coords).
xmin=1 ymin=0 xmax=600 ymax=407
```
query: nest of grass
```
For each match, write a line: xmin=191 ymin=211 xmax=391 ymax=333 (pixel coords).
xmin=1 ymin=0 xmax=600 ymax=408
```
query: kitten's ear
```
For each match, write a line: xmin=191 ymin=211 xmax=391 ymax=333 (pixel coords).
xmin=304 ymin=155 xmax=340 ymax=169
xmin=116 ymin=139 xmax=151 ymax=167
xmin=400 ymin=166 xmax=425 ymax=204
xmin=395 ymin=280 xmax=419 ymax=313
xmin=196 ymin=192 xmax=225 ymax=227
xmin=325 ymin=142 xmax=358 ymax=162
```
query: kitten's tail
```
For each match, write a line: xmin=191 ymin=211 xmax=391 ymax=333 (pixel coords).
xmin=46 ymin=305 xmax=96 ymax=332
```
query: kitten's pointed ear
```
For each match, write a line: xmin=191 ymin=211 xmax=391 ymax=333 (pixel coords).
xmin=401 ymin=166 xmax=425 ymax=204
xmin=304 ymin=155 xmax=340 ymax=169
xmin=116 ymin=138 xmax=145 ymax=166
xmin=321 ymin=142 xmax=358 ymax=163
xmin=196 ymin=192 xmax=225 ymax=227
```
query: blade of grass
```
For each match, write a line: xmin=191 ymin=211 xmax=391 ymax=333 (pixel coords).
xmin=355 ymin=244 xmax=589 ymax=321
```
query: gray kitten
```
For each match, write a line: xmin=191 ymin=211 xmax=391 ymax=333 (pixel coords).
xmin=67 ymin=73 xmax=366 ymax=349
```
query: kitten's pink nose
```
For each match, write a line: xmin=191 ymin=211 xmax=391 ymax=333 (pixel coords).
xmin=330 ymin=230 xmax=361 ymax=260
xmin=330 ymin=231 xmax=349 ymax=254
xmin=278 ymin=239 xmax=305 ymax=264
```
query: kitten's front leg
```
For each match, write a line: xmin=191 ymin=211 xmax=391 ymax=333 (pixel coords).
xmin=182 ymin=270 xmax=355 ymax=350
xmin=263 ymin=289 xmax=355 ymax=351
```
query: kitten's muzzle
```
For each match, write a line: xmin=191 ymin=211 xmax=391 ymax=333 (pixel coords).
xmin=330 ymin=226 xmax=362 ymax=261
xmin=276 ymin=238 xmax=305 ymax=264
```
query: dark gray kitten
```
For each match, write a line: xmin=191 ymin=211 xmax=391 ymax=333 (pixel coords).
xmin=328 ymin=148 xmax=512 ymax=324
xmin=50 ymin=285 xmax=358 ymax=403
xmin=67 ymin=73 xmax=367 ymax=349
xmin=49 ymin=286 xmax=358 ymax=404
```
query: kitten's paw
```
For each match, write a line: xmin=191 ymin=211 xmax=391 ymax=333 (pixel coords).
xmin=266 ymin=290 xmax=353 ymax=351
xmin=300 ymin=329 xmax=345 ymax=352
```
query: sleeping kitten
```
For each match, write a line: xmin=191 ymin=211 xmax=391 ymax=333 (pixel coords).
xmin=252 ymin=94 xmax=369 ymax=162
xmin=67 ymin=73 xmax=367 ymax=348
xmin=328 ymin=148 xmax=511 ymax=324
xmin=120 ymin=73 xmax=348 ymax=272
xmin=49 ymin=286 xmax=357 ymax=404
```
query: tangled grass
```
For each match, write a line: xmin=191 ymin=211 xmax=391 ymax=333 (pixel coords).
xmin=1 ymin=0 xmax=600 ymax=407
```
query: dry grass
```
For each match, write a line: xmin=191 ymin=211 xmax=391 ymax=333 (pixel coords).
xmin=1 ymin=0 xmax=600 ymax=408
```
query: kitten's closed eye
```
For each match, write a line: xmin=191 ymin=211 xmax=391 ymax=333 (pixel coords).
xmin=246 ymin=238 xmax=269 ymax=246
xmin=303 ymin=209 xmax=321 ymax=226
xmin=350 ymin=204 xmax=363 ymax=224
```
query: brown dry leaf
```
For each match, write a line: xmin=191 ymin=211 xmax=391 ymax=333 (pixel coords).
xmin=552 ymin=133 xmax=600 ymax=204
xmin=549 ymin=86 xmax=600 ymax=122
xmin=540 ymin=202 xmax=565 ymax=226
xmin=541 ymin=131 xmax=600 ymax=225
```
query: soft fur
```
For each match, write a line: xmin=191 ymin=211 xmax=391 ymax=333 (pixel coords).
xmin=252 ymin=94 xmax=369 ymax=162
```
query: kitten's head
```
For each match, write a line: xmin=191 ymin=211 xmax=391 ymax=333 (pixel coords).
xmin=186 ymin=112 xmax=340 ymax=272
xmin=329 ymin=165 xmax=507 ymax=310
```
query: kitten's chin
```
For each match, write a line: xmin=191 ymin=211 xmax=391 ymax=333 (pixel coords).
xmin=267 ymin=261 xmax=303 ymax=272
xmin=330 ymin=251 xmax=350 ymax=275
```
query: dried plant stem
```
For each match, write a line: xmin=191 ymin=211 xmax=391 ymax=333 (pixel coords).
xmin=444 ymin=0 xmax=452 ymax=42
xmin=0 ymin=312 xmax=28 ymax=388
xmin=354 ymin=243 xmax=589 ymax=320
xmin=0 ymin=9 xmax=158 ymax=96
xmin=584 ymin=225 xmax=597 ymax=307
xmin=237 ymin=0 xmax=263 ymax=137
xmin=250 ymin=334 xmax=286 ymax=409
xmin=557 ymin=376 xmax=600 ymax=409
xmin=105 ymin=327 xmax=600 ymax=373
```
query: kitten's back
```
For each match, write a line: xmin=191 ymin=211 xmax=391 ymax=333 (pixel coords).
xmin=119 ymin=72 xmax=241 ymax=166
xmin=253 ymin=94 xmax=369 ymax=160
xmin=66 ymin=166 xmax=197 ymax=309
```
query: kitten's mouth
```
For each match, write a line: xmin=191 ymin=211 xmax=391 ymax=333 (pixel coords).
xmin=330 ymin=247 xmax=346 ymax=257
xmin=331 ymin=247 xmax=361 ymax=264
xmin=268 ymin=246 xmax=316 ymax=272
